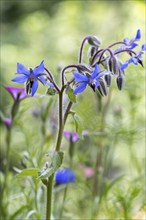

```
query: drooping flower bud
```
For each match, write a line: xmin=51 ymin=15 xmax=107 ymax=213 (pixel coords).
xmin=116 ymin=72 xmax=125 ymax=90
xmin=77 ymin=64 xmax=93 ymax=73
xmin=88 ymin=36 xmax=101 ymax=47
xmin=104 ymin=73 xmax=112 ymax=87
xmin=97 ymin=79 xmax=108 ymax=96
xmin=108 ymin=56 xmax=120 ymax=75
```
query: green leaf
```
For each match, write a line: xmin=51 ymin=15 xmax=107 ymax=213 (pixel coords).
xmin=52 ymin=151 xmax=64 ymax=171
xmin=73 ymin=114 xmax=83 ymax=138
xmin=67 ymin=88 xmax=76 ymax=103
xmin=17 ymin=168 xmax=39 ymax=177
xmin=10 ymin=205 xmax=29 ymax=220
xmin=38 ymin=167 xmax=54 ymax=179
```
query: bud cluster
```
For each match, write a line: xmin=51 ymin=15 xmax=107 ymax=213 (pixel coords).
xmin=72 ymin=29 xmax=145 ymax=96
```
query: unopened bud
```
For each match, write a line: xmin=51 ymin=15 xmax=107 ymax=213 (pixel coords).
xmin=77 ymin=64 xmax=93 ymax=73
xmin=88 ymin=36 xmax=101 ymax=47
xmin=4 ymin=118 xmax=12 ymax=129
xmin=46 ymin=87 xmax=56 ymax=96
xmin=109 ymin=56 xmax=120 ymax=75
xmin=116 ymin=72 xmax=125 ymax=90
xmin=97 ymin=79 xmax=108 ymax=96
xmin=104 ymin=73 xmax=112 ymax=87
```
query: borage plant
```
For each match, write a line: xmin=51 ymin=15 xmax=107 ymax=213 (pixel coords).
xmin=7 ymin=29 xmax=146 ymax=219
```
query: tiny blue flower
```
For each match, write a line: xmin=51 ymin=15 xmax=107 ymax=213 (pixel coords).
xmin=12 ymin=61 xmax=47 ymax=96
xmin=73 ymin=64 xmax=104 ymax=94
xmin=55 ymin=168 xmax=76 ymax=184
xmin=121 ymin=44 xmax=146 ymax=70
xmin=123 ymin=29 xmax=141 ymax=50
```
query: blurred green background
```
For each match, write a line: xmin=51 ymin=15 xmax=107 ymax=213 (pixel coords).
xmin=0 ymin=0 xmax=146 ymax=219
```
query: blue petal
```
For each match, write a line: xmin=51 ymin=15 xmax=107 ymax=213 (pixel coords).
xmin=17 ymin=63 xmax=30 ymax=76
xmin=129 ymin=57 xmax=138 ymax=65
xmin=96 ymin=73 xmax=104 ymax=80
xmin=91 ymin=64 xmax=101 ymax=79
xmin=95 ymin=80 xmax=100 ymax=88
xmin=142 ymin=44 xmax=146 ymax=51
xmin=38 ymin=76 xmax=47 ymax=84
xmin=12 ymin=75 xmax=28 ymax=84
xmin=73 ymin=72 xmax=88 ymax=82
xmin=33 ymin=60 xmax=44 ymax=76
xmin=31 ymin=80 xmax=38 ymax=96
xmin=129 ymin=42 xmax=138 ymax=49
xmin=48 ymin=82 xmax=55 ymax=88
xmin=123 ymin=37 xmax=130 ymax=45
xmin=73 ymin=82 xmax=87 ymax=94
xmin=121 ymin=62 xmax=129 ymax=70
xmin=135 ymin=29 xmax=141 ymax=41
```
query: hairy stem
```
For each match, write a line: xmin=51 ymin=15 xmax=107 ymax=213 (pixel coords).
xmin=46 ymin=174 xmax=54 ymax=220
xmin=79 ymin=36 xmax=90 ymax=63
xmin=45 ymin=89 xmax=64 ymax=220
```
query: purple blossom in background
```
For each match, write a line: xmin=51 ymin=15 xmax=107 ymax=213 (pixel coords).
xmin=55 ymin=168 xmax=76 ymax=184
xmin=5 ymin=86 xmax=28 ymax=101
xmin=73 ymin=64 xmax=104 ymax=94
xmin=63 ymin=131 xmax=78 ymax=142
xmin=79 ymin=164 xmax=94 ymax=178
xmin=12 ymin=60 xmax=47 ymax=96
xmin=123 ymin=29 xmax=141 ymax=50
xmin=4 ymin=118 xmax=12 ymax=128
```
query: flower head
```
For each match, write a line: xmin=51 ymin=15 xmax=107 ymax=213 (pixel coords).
xmin=63 ymin=131 xmax=78 ymax=143
xmin=5 ymin=86 xmax=28 ymax=101
xmin=123 ymin=29 xmax=141 ymax=50
xmin=121 ymin=44 xmax=146 ymax=70
xmin=55 ymin=168 xmax=76 ymax=184
xmin=73 ymin=64 xmax=104 ymax=94
xmin=12 ymin=60 xmax=47 ymax=96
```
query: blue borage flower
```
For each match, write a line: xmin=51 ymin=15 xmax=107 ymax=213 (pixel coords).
xmin=123 ymin=29 xmax=141 ymax=50
xmin=12 ymin=60 xmax=47 ymax=96
xmin=121 ymin=44 xmax=146 ymax=70
xmin=73 ymin=64 xmax=104 ymax=94
xmin=55 ymin=168 xmax=75 ymax=184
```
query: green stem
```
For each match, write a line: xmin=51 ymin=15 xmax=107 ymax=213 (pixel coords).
xmin=1 ymin=127 xmax=11 ymax=217
xmin=46 ymin=90 xmax=64 ymax=220
xmin=59 ymin=185 xmax=68 ymax=219
xmin=46 ymin=174 xmax=54 ymax=220
xmin=56 ymin=91 xmax=64 ymax=152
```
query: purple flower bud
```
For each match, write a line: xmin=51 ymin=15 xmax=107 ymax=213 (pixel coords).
xmin=63 ymin=131 xmax=78 ymax=143
xmin=4 ymin=118 xmax=12 ymax=128
xmin=5 ymin=86 xmax=28 ymax=101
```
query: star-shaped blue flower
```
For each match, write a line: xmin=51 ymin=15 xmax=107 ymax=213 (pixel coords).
xmin=121 ymin=44 xmax=146 ymax=70
xmin=12 ymin=60 xmax=47 ymax=96
xmin=73 ymin=64 xmax=104 ymax=94
xmin=123 ymin=29 xmax=141 ymax=50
